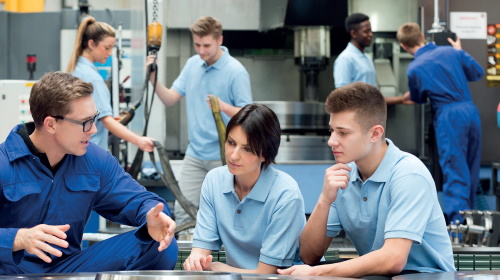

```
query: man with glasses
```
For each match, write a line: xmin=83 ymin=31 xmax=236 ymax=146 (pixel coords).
xmin=0 ymin=72 xmax=178 ymax=273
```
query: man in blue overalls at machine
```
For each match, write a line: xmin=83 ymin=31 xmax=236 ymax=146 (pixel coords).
xmin=0 ymin=72 xmax=178 ymax=274
xmin=396 ymin=23 xmax=484 ymax=223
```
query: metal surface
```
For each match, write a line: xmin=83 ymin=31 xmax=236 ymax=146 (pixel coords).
xmin=0 ymin=273 xmax=96 ymax=280
xmin=255 ymin=101 xmax=328 ymax=131
xmin=393 ymin=270 xmax=500 ymax=280
xmin=96 ymin=271 xmax=242 ymax=280
xmin=277 ymin=135 xmax=333 ymax=162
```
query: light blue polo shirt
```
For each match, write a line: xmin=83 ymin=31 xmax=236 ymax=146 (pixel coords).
xmin=72 ymin=56 xmax=113 ymax=150
xmin=172 ymin=46 xmax=252 ymax=161
xmin=334 ymin=42 xmax=377 ymax=88
xmin=192 ymin=166 xmax=306 ymax=269
xmin=326 ymin=139 xmax=455 ymax=272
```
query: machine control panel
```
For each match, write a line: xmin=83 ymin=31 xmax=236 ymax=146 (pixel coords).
xmin=0 ymin=80 xmax=34 ymax=142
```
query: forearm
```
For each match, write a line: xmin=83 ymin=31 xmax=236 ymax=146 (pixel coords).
xmin=385 ymin=96 xmax=404 ymax=105
xmin=220 ymin=103 xmax=242 ymax=118
xmin=300 ymin=197 xmax=332 ymax=264
xmin=149 ymin=78 xmax=180 ymax=107
xmin=314 ymin=239 xmax=410 ymax=278
xmin=101 ymin=116 xmax=141 ymax=146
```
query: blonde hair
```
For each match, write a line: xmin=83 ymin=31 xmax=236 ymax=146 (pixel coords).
xmin=66 ymin=16 xmax=115 ymax=73
xmin=189 ymin=16 xmax=222 ymax=39
xmin=397 ymin=22 xmax=423 ymax=48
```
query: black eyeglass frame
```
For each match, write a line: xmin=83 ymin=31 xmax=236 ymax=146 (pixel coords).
xmin=52 ymin=111 xmax=100 ymax=132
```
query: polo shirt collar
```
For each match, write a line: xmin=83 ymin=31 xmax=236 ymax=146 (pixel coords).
xmin=201 ymin=46 xmax=230 ymax=69
xmin=349 ymin=138 xmax=400 ymax=184
xmin=222 ymin=166 xmax=275 ymax=203
xmin=78 ymin=56 xmax=98 ymax=71
xmin=346 ymin=42 xmax=366 ymax=57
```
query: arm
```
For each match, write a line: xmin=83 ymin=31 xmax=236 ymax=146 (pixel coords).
xmin=100 ymin=116 xmax=155 ymax=152
xmin=385 ymin=92 xmax=414 ymax=105
xmin=146 ymin=55 xmax=183 ymax=107
xmin=333 ymin=56 xmax=352 ymax=88
xmin=205 ymin=95 xmax=243 ymax=118
xmin=280 ymin=238 xmax=413 ymax=277
xmin=299 ymin=163 xmax=351 ymax=264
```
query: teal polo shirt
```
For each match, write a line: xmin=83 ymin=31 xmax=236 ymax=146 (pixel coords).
xmin=193 ymin=166 xmax=305 ymax=269
xmin=326 ymin=138 xmax=455 ymax=272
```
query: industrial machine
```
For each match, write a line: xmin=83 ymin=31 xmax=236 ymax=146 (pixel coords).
xmin=0 ymin=80 xmax=34 ymax=142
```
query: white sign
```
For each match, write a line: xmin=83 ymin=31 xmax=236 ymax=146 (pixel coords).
xmin=450 ymin=12 xmax=487 ymax=39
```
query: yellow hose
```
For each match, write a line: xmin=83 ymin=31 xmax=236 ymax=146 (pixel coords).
xmin=209 ymin=96 xmax=227 ymax=165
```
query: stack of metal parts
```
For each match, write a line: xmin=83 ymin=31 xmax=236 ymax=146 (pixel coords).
xmin=448 ymin=210 xmax=500 ymax=247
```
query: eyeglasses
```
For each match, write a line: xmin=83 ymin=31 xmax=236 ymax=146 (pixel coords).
xmin=52 ymin=111 xmax=99 ymax=132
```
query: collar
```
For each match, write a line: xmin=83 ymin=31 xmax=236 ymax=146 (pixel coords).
xmin=200 ymin=46 xmax=230 ymax=70
xmin=77 ymin=56 xmax=98 ymax=71
xmin=346 ymin=42 xmax=367 ymax=57
xmin=222 ymin=166 xmax=275 ymax=203
xmin=6 ymin=124 xmax=34 ymax=162
xmin=349 ymin=138 xmax=401 ymax=184
xmin=414 ymin=42 xmax=437 ymax=58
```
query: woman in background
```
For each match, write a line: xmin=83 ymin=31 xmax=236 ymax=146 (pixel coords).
xmin=183 ymin=104 xmax=306 ymax=274
xmin=67 ymin=16 xmax=154 ymax=152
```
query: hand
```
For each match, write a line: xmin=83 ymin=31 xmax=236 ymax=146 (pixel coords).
xmin=13 ymin=224 xmax=70 ymax=263
xmin=146 ymin=55 xmax=158 ymax=73
xmin=319 ymin=163 xmax=351 ymax=205
xmin=401 ymin=91 xmax=415 ymax=105
xmin=206 ymin=95 xmax=226 ymax=113
xmin=278 ymin=264 xmax=318 ymax=276
xmin=184 ymin=254 xmax=213 ymax=271
xmin=448 ymin=35 xmax=462 ymax=50
xmin=135 ymin=136 xmax=156 ymax=152
xmin=146 ymin=203 xmax=176 ymax=251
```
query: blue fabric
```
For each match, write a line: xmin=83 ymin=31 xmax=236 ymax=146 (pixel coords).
xmin=192 ymin=166 xmax=305 ymax=269
xmin=407 ymin=43 xmax=484 ymax=222
xmin=171 ymin=46 xmax=252 ymax=161
xmin=72 ymin=56 xmax=113 ymax=151
xmin=334 ymin=43 xmax=377 ymax=88
xmin=326 ymin=139 xmax=455 ymax=273
xmin=0 ymin=124 xmax=178 ymax=273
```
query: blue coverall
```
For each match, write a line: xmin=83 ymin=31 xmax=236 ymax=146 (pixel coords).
xmin=407 ymin=42 xmax=484 ymax=223
xmin=0 ymin=124 xmax=178 ymax=274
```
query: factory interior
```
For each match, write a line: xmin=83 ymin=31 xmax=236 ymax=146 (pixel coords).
xmin=1 ymin=0 xmax=500 ymax=279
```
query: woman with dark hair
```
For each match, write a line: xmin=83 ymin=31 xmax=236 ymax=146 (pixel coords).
xmin=183 ymin=104 xmax=306 ymax=274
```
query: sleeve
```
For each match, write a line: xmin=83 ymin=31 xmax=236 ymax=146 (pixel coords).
xmin=334 ymin=55 xmax=352 ymax=88
xmin=260 ymin=196 xmax=305 ymax=267
xmin=228 ymin=68 xmax=252 ymax=108
xmin=192 ymin=172 xmax=222 ymax=250
xmin=384 ymin=174 xmax=435 ymax=243
xmin=326 ymin=202 xmax=343 ymax=238
xmin=91 ymin=77 xmax=113 ymax=119
xmin=171 ymin=58 xmax=191 ymax=97
xmin=0 ymin=228 xmax=25 ymax=266
xmin=459 ymin=50 xmax=484 ymax=82
xmin=91 ymin=151 xmax=170 ymax=241
xmin=407 ymin=68 xmax=427 ymax=104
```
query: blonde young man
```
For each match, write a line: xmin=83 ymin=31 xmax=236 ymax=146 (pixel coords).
xmin=146 ymin=16 xmax=252 ymax=234
xmin=278 ymin=82 xmax=455 ymax=278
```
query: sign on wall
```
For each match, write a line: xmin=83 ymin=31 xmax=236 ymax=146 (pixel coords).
xmin=450 ymin=12 xmax=487 ymax=40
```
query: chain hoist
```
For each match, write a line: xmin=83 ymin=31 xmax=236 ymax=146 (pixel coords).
xmin=147 ymin=0 xmax=162 ymax=53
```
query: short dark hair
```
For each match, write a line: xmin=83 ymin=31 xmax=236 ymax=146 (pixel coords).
xmin=325 ymin=82 xmax=386 ymax=132
xmin=226 ymin=104 xmax=281 ymax=169
xmin=345 ymin=13 xmax=369 ymax=33
xmin=30 ymin=71 xmax=93 ymax=127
